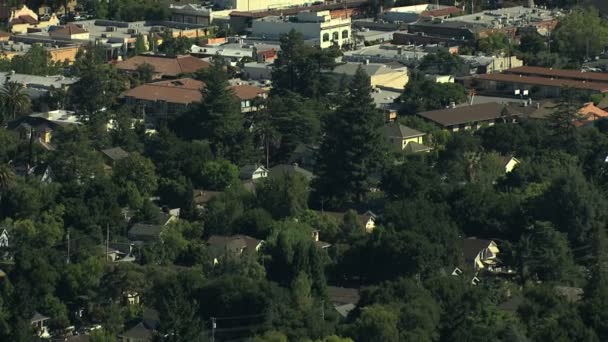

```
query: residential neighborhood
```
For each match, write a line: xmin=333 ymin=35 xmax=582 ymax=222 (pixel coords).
xmin=0 ymin=0 xmax=608 ymax=341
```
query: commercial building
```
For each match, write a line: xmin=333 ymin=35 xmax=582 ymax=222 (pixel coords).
xmin=8 ymin=5 xmax=59 ymax=34
xmin=332 ymin=62 xmax=409 ymax=91
xmin=214 ymin=0 xmax=314 ymax=11
xmin=251 ymin=11 xmax=351 ymax=49
xmin=170 ymin=4 xmax=213 ymax=25
xmin=475 ymin=66 xmax=608 ymax=97
xmin=381 ymin=4 xmax=462 ymax=23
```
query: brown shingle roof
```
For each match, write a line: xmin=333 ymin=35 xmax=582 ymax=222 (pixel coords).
xmin=504 ymin=66 xmax=608 ymax=83
xmin=115 ymin=55 xmax=210 ymax=77
xmin=207 ymin=235 xmax=262 ymax=253
xmin=421 ymin=6 xmax=463 ymax=18
xmin=11 ymin=15 xmax=38 ymax=25
xmin=124 ymin=78 xmax=204 ymax=104
xmin=417 ymin=102 xmax=539 ymax=127
xmin=51 ymin=23 xmax=88 ymax=36
xmin=463 ymin=238 xmax=493 ymax=263
xmin=476 ymin=73 xmax=608 ymax=92
xmin=231 ymin=84 xmax=267 ymax=100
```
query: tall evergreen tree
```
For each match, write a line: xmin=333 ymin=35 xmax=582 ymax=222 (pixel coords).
xmin=174 ymin=60 xmax=252 ymax=163
xmin=313 ymin=67 xmax=385 ymax=207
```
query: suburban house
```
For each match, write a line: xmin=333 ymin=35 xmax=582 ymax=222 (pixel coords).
xmin=207 ymin=234 xmax=263 ymax=264
xmin=268 ymin=164 xmax=314 ymax=181
xmin=119 ymin=308 xmax=159 ymax=342
xmin=106 ymin=243 xmax=136 ymax=263
xmin=475 ymin=66 xmax=608 ymax=97
xmin=239 ymin=164 xmax=268 ymax=181
xmin=500 ymin=155 xmax=520 ymax=173
xmin=576 ymin=102 xmax=608 ymax=126
xmin=0 ymin=71 xmax=79 ymax=102
xmin=463 ymin=238 xmax=500 ymax=272
xmin=115 ymin=55 xmax=211 ymax=79
xmin=316 ymin=210 xmax=377 ymax=234
xmin=8 ymin=5 xmax=59 ymax=34
xmin=124 ymin=78 xmax=267 ymax=127
xmin=193 ymin=189 xmax=222 ymax=210
xmin=328 ymin=286 xmax=360 ymax=318
xmin=49 ymin=23 xmax=90 ymax=40
xmin=101 ymin=147 xmax=130 ymax=167
xmin=312 ymin=229 xmax=331 ymax=249
xmin=127 ymin=224 xmax=164 ymax=243
xmin=9 ymin=110 xmax=81 ymax=148
xmin=31 ymin=312 xmax=50 ymax=338
xmin=415 ymin=102 xmax=536 ymax=132
xmin=231 ymin=84 xmax=268 ymax=112
xmin=332 ymin=62 xmax=409 ymax=91
xmin=382 ymin=122 xmax=431 ymax=153
xmin=251 ymin=11 xmax=351 ymax=49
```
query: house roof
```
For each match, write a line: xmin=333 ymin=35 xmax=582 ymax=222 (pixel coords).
xmin=476 ymin=73 xmax=608 ymax=92
xmin=11 ymin=15 xmax=38 ymax=25
xmin=333 ymin=62 xmax=404 ymax=77
xmin=121 ymin=321 xmax=154 ymax=340
xmin=193 ymin=189 xmax=222 ymax=205
xmin=51 ymin=23 xmax=88 ymax=36
xmin=405 ymin=141 xmax=432 ymax=153
xmin=115 ymin=55 xmax=211 ymax=77
xmin=31 ymin=311 xmax=49 ymax=323
xmin=498 ymin=155 xmax=518 ymax=168
xmin=124 ymin=78 xmax=204 ymax=105
xmin=101 ymin=147 xmax=129 ymax=161
xmin=128 ymin=223 xmax=163 ymax=240
xmin=327 ymin=286 xmax=360 ymax=305
xmin=316 ymin=210 xmax=376 ymax=228
xmin=416 ymin=102 xmax=535 ymax=127
xmin=463 ymin=238 xmax=494 ymax=263
xmin=383 ymin=123 xmax=425 ymax=139
xmin=268 ymin=164 xmax=314 ymax=181
xmin=578 ymin=102 xmax=608 ymax=121
xmin=421 ymin=6 xmax=463 ymax=18
xmin=207 ymin=235 xmax=262 ymax=254
xmin=504 ymin=66 xmax=608 ymax=83
xmin=554 ymin=286 xmax=584 ymax=303
xmin=239 ymin=164 xmax=267 ymax=179
xmin=231 ymin=84 xmax=267 ymax=100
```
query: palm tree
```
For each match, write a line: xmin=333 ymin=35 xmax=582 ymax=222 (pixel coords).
xmin=1 ymin=81 xmax=31 ymax=123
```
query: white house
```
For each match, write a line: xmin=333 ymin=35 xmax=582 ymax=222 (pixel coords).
xmin=0 ymin=229 xmax=8 ymax=248
xmin=251 ymin=11 xmax=351 ymax=49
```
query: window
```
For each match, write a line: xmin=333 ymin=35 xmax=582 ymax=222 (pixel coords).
xmin=342 ymin=30 xmax=349 ymax=39
xmin=332 ymin=32 xmax=339 ymax=41
xmin=322 ymin=33 xmax=329 ymax=42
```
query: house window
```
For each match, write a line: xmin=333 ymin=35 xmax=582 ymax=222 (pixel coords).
xmin=332 ymin=32 xmax=339 ymax=41
xmin=322 ymin=33 xmax=329 ymax=42
xmin=342 ymin=30 xmax=349 ymax=39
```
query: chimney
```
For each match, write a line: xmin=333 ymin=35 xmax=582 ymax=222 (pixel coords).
xmin=450 ymin=101 xmax=456 ymax=109
xmin=312 ymin=230 xmax=319 ymax=242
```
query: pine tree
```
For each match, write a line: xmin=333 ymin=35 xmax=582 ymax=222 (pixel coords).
xmin=174 ymin=60 xmax=252 ymax=163
xmin=313 ymin=66 xmax=385 ymax=207
xmin=581 ymin=227 xmax=608 ymax=340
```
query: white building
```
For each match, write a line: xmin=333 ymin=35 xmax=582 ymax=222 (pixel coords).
xmin=251 ymin=11 xmax=351 ymax=49
xmin=214 ymin=0 xmax=314 ymax=11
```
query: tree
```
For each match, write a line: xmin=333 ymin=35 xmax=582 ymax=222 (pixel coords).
xmin=0 ymin=163 xmax=15 ymax=200
xmin=112 ymin=153 xmax=158 ymax=199
xmin=1 ymin=81 xmax=31 ymax=122
xmin=271 ymin=30 xmax=337 ymax=99
xmin=9 ymin=44 xmax=62 ymax=76
xmin=133 ymin=34 xmax=147 ymax=56
xmin=398 ymin=72 xmax=468 ymax=115
xmin=158 ymin=31 xmax=191 ymax=56
xmin=174 ymin=60 xmax=251 ymax=162
xmin=552 ymin=7 xmax=608 ymax=62
xmin=135 ymin=62 xmax=155 ymax=84
xmin=313 ymin=67 xmax=385 ymax=206
xmin=200 ymin=159 xmax=239 ymax=190
xmin=477 ymin=32 xmax=510 ymax=55
xmin=349 ymin=305 xmax=400 ymax=342
xmin=419 ymin=49 xmax=469 ymax=76
xmin=256 ymin=173 xmax=309 ymax=219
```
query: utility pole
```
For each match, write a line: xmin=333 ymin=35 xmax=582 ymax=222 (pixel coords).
xmin=66 ymin=228 xmax=70 ymax=265
xmin=211 ymin=317 xmax=216 ymax=342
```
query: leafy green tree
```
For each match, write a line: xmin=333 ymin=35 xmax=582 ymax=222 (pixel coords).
xmin=271 ymin=30 xmax=337 ymax=99
xmin=113 ymin=153 xmax=158 ymax=199
xmin=256 ymin=173 xmax=309 ymax=219
xmin=157 ymin=31 xmax=191 ymax=56
xmin=399 ymin=72 xmax=468 ymax=115
xmin=135 ymin=62 xmax=155 ymax=84
xmin=477 ymin=32 xmax=510 ymax=55
xmin=1 ymin=81 xmax=31 ymax=122
xmin=133 ymin=34 xmax=147 ymax=56
xmin=0 ymin=163 xmax=15 ymax=200
xmin=518 ymin=32 xmax=547 ymax=55
xmin=200 ymin=159 xmax=239 ymax=190
xmin=313 ymin=67 xmax=385 ymax=206
xmin=349 ymin=305 xmax=400 ymax=342
xmin=581 ymin=228 xmax=608 ymax=340
xmin=9 ymin=44 xmax=62 ymax=76
xmin=419 ymin=49 xmax=469 ymax=76
xmin=552 ymin=7 xmax=608 ymax=62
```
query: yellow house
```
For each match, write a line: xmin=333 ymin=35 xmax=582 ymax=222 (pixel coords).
xmin=500 ymin=155 xmax=520 ymax=173
xmin=463 ymin=238 xmax=500 ymax=272
xmin=382 ymin=122 xmax=431 ymax=153
xmin=9 ymin=5 xmax=59 ymax=34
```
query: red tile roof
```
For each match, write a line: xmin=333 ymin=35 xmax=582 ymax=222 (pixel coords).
xmin=504 ymin=66 xmax=608 ymax=83
xmin=231 ymin=84 xmax=267 ymax=100
xmin=421 ymin=6 xmax=463 ymax=18
xmin=124 ymin=78 xmax=204 ymax=104
xmin=51 ymin=23 xmax=88 ymax=36
xmin=115 ymin=55 xmax=211 ymax=77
